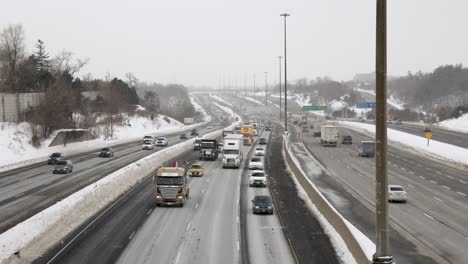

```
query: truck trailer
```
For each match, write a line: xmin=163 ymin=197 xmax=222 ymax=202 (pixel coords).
xmin=320 ymin=125 xmax=338 ymax=147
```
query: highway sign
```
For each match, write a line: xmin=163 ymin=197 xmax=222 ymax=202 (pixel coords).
xmin=425 ymin=132 xmax=432 ymax=139
xmin=356 ymin=102 xmax=376 ymax=109
xmin=303 ymin=105 xmax=327 ymax=111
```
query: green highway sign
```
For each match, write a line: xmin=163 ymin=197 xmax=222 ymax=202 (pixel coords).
xmin=303 ymin=105 xmax=327 ymax=111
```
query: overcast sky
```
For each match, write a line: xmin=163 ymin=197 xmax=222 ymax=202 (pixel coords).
xmin=1 ymin=0 xmax=467 ymax=87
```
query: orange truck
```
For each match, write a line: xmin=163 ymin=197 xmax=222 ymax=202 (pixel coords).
xmin=240 ymin=125 xmax=253 ymax=146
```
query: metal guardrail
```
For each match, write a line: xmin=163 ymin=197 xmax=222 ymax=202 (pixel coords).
xmin=282 ymin=134 xmax=371 ymax=264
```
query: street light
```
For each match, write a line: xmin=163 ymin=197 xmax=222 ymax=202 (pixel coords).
xmin=280 ymin=13 xmax=290 ymax=132
xmin=374 ymin=1 xmax=393 ymax=263
xmin=264 ymin=72 xmax=268 ymax=106
xmin=253 ymin=73 xmax=256 ymax=102
xmin=278 ymin=56 xmax=283 ymax=121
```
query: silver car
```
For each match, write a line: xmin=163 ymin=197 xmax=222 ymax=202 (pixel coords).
xmin=388 ymin=185 xmax=407 ymax=203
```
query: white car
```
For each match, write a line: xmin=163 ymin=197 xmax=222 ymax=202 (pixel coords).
xmin=249 ymin=170 xmax=267 ymax=187
xmin=388 ymin=185 xmax=407 ymax=203
xmin=155 ymin=137 xmax=168 ymax=146
xmin=143 ymin=135 xmax=155 ymax=144
xmin=253 ymin=129 xmax=258 ymax=136
xmin=248 ymin=157 xmax=264 ymax=170
xmin=255 ymin=147 xmax=265 ymax=156
xmin=142 ymin=142 xmax=154 ymax=150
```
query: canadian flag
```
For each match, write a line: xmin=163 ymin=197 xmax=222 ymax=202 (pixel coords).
xmin=172 ymin=161 xmax=178 ymax=167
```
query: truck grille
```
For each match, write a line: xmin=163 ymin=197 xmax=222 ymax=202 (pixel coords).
xmin=160 ymin=186 xmax=180 ymax=199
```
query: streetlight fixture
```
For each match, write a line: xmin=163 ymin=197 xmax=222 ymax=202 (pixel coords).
xmin=264 ymin=72 xmax=268 ymax=106
xmin=278 ymin=56 xmax=283 ymax=121
xmin=374 ymin=1 xmax=393 ymax=263
xmin=253 ymin=73 xmax=256 ymax=102
xmin=280 ymin=13 xmax=290 ymax=132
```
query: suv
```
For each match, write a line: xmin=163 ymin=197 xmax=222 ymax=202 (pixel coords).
xmin=259 ymin=138 xmax=267 ymax=145
xmin=342 ymin=135 xmax=352 ymax=145
xmin=388 ymin=185 xmax=407 ymax=203
xmin=191 ymin=129 xmax=199 ymax=136
xmin=98 ymin=147 xmax=114 ymax=157
xmin=155 ymin=137 xmax=168 ymax=146
xmin=142 ymin=142 xmax=154 ymax=150
xmin=48 ymin=152 xmax=63 ymax=165
xmin=255 ymin=147 xmax=265 ymax=156
xmin=249 ymin=171 xmax=267 ymax=187
xmin=143 ymin=135 xmax=155 ymax=144
xmin=251 ymin=195 xmax=273 ymax=214
xmin=52 ymin=160 xmax=73 ymax=174
xmin=180 ymin=133 xmax=188 ymax=139
xmin=248 ymin=157 xmax=263 ymax=170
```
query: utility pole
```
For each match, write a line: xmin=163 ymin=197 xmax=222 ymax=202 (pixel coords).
xmin=278 ymin=56 xmax=283 ymax=121
xmin=244 ymin=73 xmax=247 ymax=107
xmin=281 ymin=13 xmax=290 ymax=132
xmin=264 ymin=72 xmax=268 ymax=106
xmin=253 ymin=73 xmax=256 ymax=102
xmin=374 ymin=1 xmax=393 ymax=263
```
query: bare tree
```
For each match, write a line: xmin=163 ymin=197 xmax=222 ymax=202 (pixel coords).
xmin=51 ymin=50 xmax=89 ymax=76
xmin=0 ymin=24 xmax=25 ymax=91
xmin=125 ymin=72 xmax=138 ymax=88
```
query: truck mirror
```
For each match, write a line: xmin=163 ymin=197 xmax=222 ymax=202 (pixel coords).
xmin=152 ymin=176 xmax=155 ymax=184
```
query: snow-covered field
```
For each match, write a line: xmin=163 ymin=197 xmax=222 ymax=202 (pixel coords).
xmin=438 ymin=113 xmax=468 ymax=133
xmin=239 ymin=96 xmax=264 ymax=106
xmin=355 ymin=88 xmax=405 ymax=110
xmin=342 ymin=121 xmax=468 ymax=167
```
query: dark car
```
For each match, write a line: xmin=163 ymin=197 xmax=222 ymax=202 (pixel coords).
xmin=180 ymin=133 xmax=188 ymax=139
xmin=265 ymin=126 xmax=272 ymax=131
xmin=52 ymin=160 xmax=73 ymax=174
xmin=259 ymin=138 xmax=267 ymax=145
xmin=191 ymin=129 xmax=199 ymax=136
xmin=252 ymin=195 xmax=274 ymax=215
xmin=342 ymin=135 xmax=352 ymax=145
xmin=423 ymin=127 xmax=431 ymax=133
xmin=98 ymin=147 xmax=114 ymax=157
xmin=48 ymin=152 xmax=63 ymax=165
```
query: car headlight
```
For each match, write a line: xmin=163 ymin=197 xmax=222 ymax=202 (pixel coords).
xmin=268 ymin=206 xmax=272 ymax=209
xmin=255 ymin=206 xmax=259 ymax=209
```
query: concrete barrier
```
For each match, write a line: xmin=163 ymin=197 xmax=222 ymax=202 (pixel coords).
xmin=283 ymin=135 xmax=371 ymax=264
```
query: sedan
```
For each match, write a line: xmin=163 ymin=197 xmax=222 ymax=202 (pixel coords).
xmin=259 ymin=138 xmax=267 ymax=145
xmin=48 ymin=152 xmax=63 ymax=165
xmin=142 ymin=142 xmax=154 ymax=150
xmin=255 ymin=148 xmax=265 ymax=156
xmin=98 ymin=147 xmax=114 ymax=157
xmin=388 ymin=185 xmax=407 ymax=203
xmin=252 ymin=195 xmax=274 ymax=215
xmin=155 ymin=137 xmax=168 ymax=146
xmin=180 ymin=133 xmax=188 ymax=139
xmin=248 ymin=157 xmax=264 ymax=170
xmin=52 ymin=160 xmax=73 ymax=174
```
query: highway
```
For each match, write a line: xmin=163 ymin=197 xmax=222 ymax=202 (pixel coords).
xmin=218 ymin=92 xmax=468 ymax=264
xmin=0 ymin=98 xmax=229 ymax=233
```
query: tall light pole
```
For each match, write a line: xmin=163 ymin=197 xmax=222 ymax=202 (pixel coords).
xmin=278 ymin=56 xmax=283 ymax=121
xmin=253 ymin=73 xmax=256 ymax=102
xmin=374 ymin=1 xmax=393 ymax=264
xmin=243 ymin=73 xmax=247 ymax=107
xmin=280 ymin=13 xmax=290 ymax=132
xmin=264 ymin=72 xmax=268 ymax=106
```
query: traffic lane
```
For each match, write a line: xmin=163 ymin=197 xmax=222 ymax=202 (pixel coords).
xmin=118 ymin=155 xmax=241 ymax=264
xmin=301 ymin=127 xmax=467 ymax=263
xmin=0 ymin=124 xmax=225 ymax=232
xmin=388 ymin=123 xmax=468 ymax=149
xmin=243 ymin=131 xmax=295 ymax=264
xmin=43 ymin=149 xmax=205 ymax=264
xmin=297 ymin=127 xmax=440 ymax=263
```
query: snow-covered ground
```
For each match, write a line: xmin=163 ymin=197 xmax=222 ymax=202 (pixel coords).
xmin=209 ymin=94 xmax=234 ymax=107
xmin=438 ymin=113 xmax=468 ymax=133
xmin=0 ymin=103 xmax=241 ymax=263
xmin=239 ymin=96 xmax=264 ymax=106
xmin=0 ymin=96 xmax=210 ymax=171
xmin=342 ymin=121 xmax=468 ymax=167
xmin=355 ymin=88 xmax=405 ymax=110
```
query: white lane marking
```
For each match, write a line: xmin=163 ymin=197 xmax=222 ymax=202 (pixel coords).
xmin=195 ymin=202 xmax=199 ymax=209
xmin=417 ymin=164 xmax=423 ymax=168
xmin=426 ymin=168 xmax=432 ymax=171
xmin=435 ymin=171 xmax=442 ymax=175
xmin=393 ymin=164 xmax=398 ymax=167
xmin=388 ymin=161 xmax=392 ymax=164
xmin=457 ymin=192 xmax=467 ymax=196
xmin=129 ymin=231 xmax=135 ymax=240
xmin=447 ymin=175 xmax=454 ymax=180
xmin=424 ymin=213 xmax=434 ymax=220
xmin=430 ymin=180 xmax=438 ymax=184
xmin=237 ymin=216 xmax=239 ymax=224
xmin=459 ymin=180 xmax=467 ymax=184
xmin=201 ymin=189 xmax=205 ymax=194
xmin=442 ymin=185 xmax=451 ymax=190
xmin=147 ymin=208 xmax=153 ymax=215
xmin=409 ymin=161 xmax=415 ymax=164
xmin=401 ymin=167 xmax=407 ymax=171
xmin=186 ymin=223 xmax=191 ymax=231
xmin=175 ymin=252 xmax=181 ymax=264
xmin=419 ymin=176 xmax=425 ymax=180
xmin=14 ymin=192 xmax=24 ymax=198
xmin=237 ymin=240 xmax=240 ymax=251
xmin=409 ymin=171 xmax=415 ymax=175
xmin=433 ymin=197 xmax=442 ymax=202
xmin=407 ymin=184 xmax=415 ymax=189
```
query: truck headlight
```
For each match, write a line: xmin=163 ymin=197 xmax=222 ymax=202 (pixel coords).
xmin=177 ymin=195 xmax=183 ymax=199
xmin=156 ymin=195 xmax=162 ymax=199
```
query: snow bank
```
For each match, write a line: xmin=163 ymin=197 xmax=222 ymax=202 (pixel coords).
xmin=190 ymin=96 xmax=211 ymax=122
xmin=438 ymin=113 xmax=468 ymax=133
xmin=239 ymin=96 xmax=264 ymax=106
xmin=209 ymin=94 xmax=234 ymax=107
xmin=0 ymin=113 xmax=242 ymax=264
xmin=342 ymin=121 xmax=468 ymax=167
xmin=355 ymin=89 xmax=405 ymax=110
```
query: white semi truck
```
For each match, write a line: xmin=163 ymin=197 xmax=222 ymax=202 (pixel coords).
xmin=222 ymin=134 xmax=243 ymax=168
xmin=320 ymin=125 xmax=338 ymax=147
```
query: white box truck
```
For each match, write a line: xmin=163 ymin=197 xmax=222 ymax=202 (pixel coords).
xmin=222 ymin=134 xmax=243 ymax=168
xmin=320 ymin=125 xmax=338 ymax=147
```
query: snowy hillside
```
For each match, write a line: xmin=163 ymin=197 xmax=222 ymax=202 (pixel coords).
xmin=438 ymin=113 xmax=468 ymax=133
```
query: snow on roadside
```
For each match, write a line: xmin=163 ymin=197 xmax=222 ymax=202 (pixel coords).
xmin=342 ymin=121 xmax=468 ymax=167
xmin=190 ymin=95 xmax=211 ymax=122
xmin=0 ymin=113 xmax=242 ymax=263
xmin=438 ymin=113 xmax=468 ymax=133
xmin=355 ymin=88 xmax=405 ymax=110
xmin=239 ymin=96 xmax=264 ymax=106
xmin=209 ymin=94 xmax=234 ymax=107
